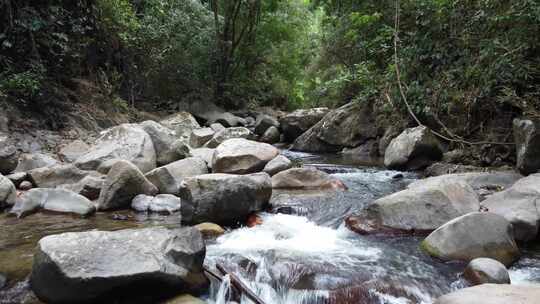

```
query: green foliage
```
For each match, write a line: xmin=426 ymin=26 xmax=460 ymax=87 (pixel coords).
xmin=0 ymin=65 xmax=45 ymax=98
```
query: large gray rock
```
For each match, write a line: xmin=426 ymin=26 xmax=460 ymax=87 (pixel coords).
xmin=140 ymin=120 xmax=186 ymax=166
xmin=15 ymin=153 xmax=58 ymax=172
xmin=145 ymin=158 xmax=208 ymax=195
xmin=30 ymin=227 xmax=207 ymax=303
xmin=191 ymin=148 xmax=215 ymax=169
xmin=280 ymin=108 xmax=329 ymax=142
xmin=464 ymin=258 xmax=510 ymax=285
xmin=272 ymin=168 xmax=346 ymax=190
xmin=58 ymin=175 xmax=105 ymax=201
xmin=75 ymin=124 xmax=157 ymax=173
xmin=346 ymin=179 xmax=479 ymax=235
xmin=131 ymin=194 xmax=182 ymax=214
xmin=0 ymin=174 xmax=17 ymax=210
xmin=292 ymin=102 xmax=377 ymax=152
xmin=435 ymin=284 xmax=540 ymax=304
xmin=28 ymin=164 xmax=97 ymax=188
xmin=58 ymin=140 xmax=90 ymax=163
xmin=159 ymin=112 xmax=201 ymax=139
xmin=10 ymin=188 xmax=96 ymax=218
xmin=0 ymin=135 xmax=18 ymax=175
xmin=260 ymin=126 xmax=281 ymax=144
xmin=421 ymin=212 xmax=520 ymax=266
xmin=212 ymin=138 xmax=279 ymax=174
xmin=482 ymin=173 xmax=540 ymax=241
xmin=254 ymin=114 xmax=279 ymax=136
xmin=204 ymin=127 xmax=255 ymax=148
xmin=263 ymin=155 xmax=293 ymax=176
xmin=513 ymin=118 xmax=540 ymax=175
xmin=189 ymin=128 xmax=215 ymax=148
xmin=341 ymin=139 xmax=380 ymax=164
xmin=179 ymin=173 xmax=272 ymax=225
xmin=97 ymin=160 xmax=158 ymax=211
xmin=384 ymin=126 xmax=443 ymax=170
xmin=188 ymin=101 xmax=245 ymax=127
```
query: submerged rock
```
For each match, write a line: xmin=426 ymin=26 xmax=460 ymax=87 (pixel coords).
xmin=384 ymin=126 xmax=443 ymax=170
xmin=513 ymin=118 xmax=540 ymax=175
xmin=0 ymin=174 xmax=17 ymax=210
xmin=145 ymin=158 xmax=208 ymax=195
xmin=263 ymin=155 xmax=293 ymax=176
xmin=421 ymin=212 xmax=520 ymax=266
xmin=75 ymin=124 xmax=157 ymax=173
xmin=464 ymin=258 xmax=510 ymax=285
xmin=272 ymin=168 xmax=346 ymax=190
xmin=279 ymin=107 xmax=328 ymax=142
xmin=435 ymin=284 xmax=540 ymax=304
xmin=10 ymin=188 xmax=96 ymax=218
xmin=346 ymin=179 xmax=479 ymax=235
xmin=131 ymin=194 xmax=181 ymax=214
xmin=179 ymin=173 xmax=272 ymax=225
xmin=30 ymin=227 xmax=207 ymax=304
xmin=97 ymin=160 xmax=158 ymax=211
xmin=212 ymin=138 xmax=279 ymax=174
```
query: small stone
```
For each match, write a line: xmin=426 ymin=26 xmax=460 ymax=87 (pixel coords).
xmin=464 ymin=258 xmax=510 ymax=285
xmin=194 ymin=222 xmax=225 ymax=237
xmin=19 ymin=181 xmax=33 ymax=191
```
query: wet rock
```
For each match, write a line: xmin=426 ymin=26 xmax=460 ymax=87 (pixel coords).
xmin=145 ymin=158 xmax=208 ymax=195
xmin=159 ymin=112 xmax=201 ymax=139
xmin=58 ymin=140 xmax=90 ymax=163
xmin=163 ymin=294 xmax=206 ymax=304
xmin=421 ymin=212 xmax=520 ymax=266
xmin=424 ymin=162 xmax=489 ymax=177
xmin=194 ymin=222 xmax=225 ymax=237
xmin=204 ymin=127 xmax=255 ymax=148
xmin=341 ymin=139 xmax=380 ymax=164
xmin=190 ymin=148 xmax=215 ymax=169
xmin=346 ymin=179 xmax=479 ymax=235
xmin=58 ymin=175 xmax=105 ymax=201
xmin=464 ymin=258 xmax=510 ymax=285
xmin=140 ymin=120 xmax=185 ymax=166
xmin=272 ymin=168 xmax=346 ymax=190
xmin=30 ymin=227 xmax=208 ymax=304
xmin=0 ymin=135 xmax=18 ymax=175
xmin=435 ymin=284 xmax=540 ymax=304
xmin=131 ymin=194 xmax=181 ymax=214
xmin=0 ymin=174 xmax=17 ymax=210
xmin=263 ymin=155 xmax=293 ymax=176
xmin=15 ymin=153 xmax=58 ymax=173
xmin=179 ymin=173 xmax=272 ymax=225
xmin=97 ymin=160 xmax=158 ymax=211
xmin=384 ymin=126 xmax=443 ymax=170
xmin=28 ymin=164 xmax=96 ymax=188
xmin=482 ymin=173 xmax=540 ymax=241
xmin=513 ymin=118 xmax=540 ymax=175
xmin=254 ymin=114 xmax=279 ymax=136
xmin=212 ymin=138 xmax=279 ymax=174
xmin=189 ymin=127 xmax=215 ymax=148
xmin=260 ymin=126 xmax=281 ymax=144
xmin=10 ymin=188 xmax=96 ymax=218
xmin=75 ymin=124 xmax=157 ymax=173
xmin=292 ymin=102 xmax=377 ymax=152
xmin=279 ymin=108 xmax=329 ymax=142
xmin=6 ymin=172 xmax=27 ymax=187
xmin=19 ymin=181 xmax=33 ymax=191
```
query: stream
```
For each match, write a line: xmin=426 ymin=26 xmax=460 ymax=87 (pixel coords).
xmin=1 ymin=151 xmax=539 ymax=304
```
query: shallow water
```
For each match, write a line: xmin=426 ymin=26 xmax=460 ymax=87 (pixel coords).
xmin=1 ymin=151 xmax=539 ymax=304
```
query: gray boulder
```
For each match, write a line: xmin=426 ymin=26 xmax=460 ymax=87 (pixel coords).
xmin=28 ymin=164 xmax=97 ymax=188
xmin=513 ymin=118 xmax=540 ymax=175
xmin=97 ymin=160 xmax=158 ymax=211
xmin=0 ymin=135 xmax=18 ymax=175
xmin=145 ymin=158 xmax=208 ymax=195
xmin=58 ymin=140 xmax=90 ymax=163
xmin=341 ymin=139 xmax=380 ymax=164
xmin=254 ymin=114 xmax=279 ymax=136
xmin=384 ymin=126 xmax=443 ymax=170
xmin=435 ymin=284 xmax=540 ymax=304
xmin=204 ymin=127 xmax=255 ymax=148
xmin=421 ymin=212 xmax=520 ymax=266
xmin=15 ymin=153 xmax=58 ymax=172
xmin=292 ymin=102 xmax=377 ymax=152
xmin=260 ymin=126 xmax=281 ymax=144
xmin=208 ymin=112 xmax=246 ymax=128
xmin=482 ymin=173 xmax=540 ymax=241
xmin=0 ymin=174 xmax=17 ymax=210
xmin=189 ymin=128 xmax=215 ymax=148
xmin=464 ymin=258 xmax=510 ymax=285
xmin=346 ymin=179 xmax=479 ymax=235
xmin=58 ymin=175 xmax=105 ymax=201
xmin=6 ymin=172 xmax=27 ymax=187
xmin=10 ymin=188 xmax=96 ymax=218
xmin=30 ymin=227 xmax=207 ymax=303
xmin=212 ymin=138 xmax=279 ymax=174
xmin=179 ymin=173 xmax=272 ymax=225
xmin=131 ymin=194 xmax=182 ymax=214
xmin=272 ymin=168 xmax=346 ymax=190
xmin=210 ymin=123 xmax=225 ymax=133
xmin=280 ymin=108 xmax=329 ymax=142
xmin=75 ymin=124 xmax=157 ymax=173
xmin=191 ymin=148 xmax=215 ymax=169
xmin=263 ymin=155 xmax=293 ymax=176
xmin=140 ymin=120 xmax=185 ymax=166
xmin=159 ymin=112 xmax=201 ymax=139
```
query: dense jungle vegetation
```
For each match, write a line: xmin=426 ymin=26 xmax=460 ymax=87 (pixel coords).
xmin=1 ymin=0 xmax=540 ymax=139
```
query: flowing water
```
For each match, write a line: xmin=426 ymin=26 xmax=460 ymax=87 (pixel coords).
xmin=1 ymin=151 xmax=539 ymax=304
